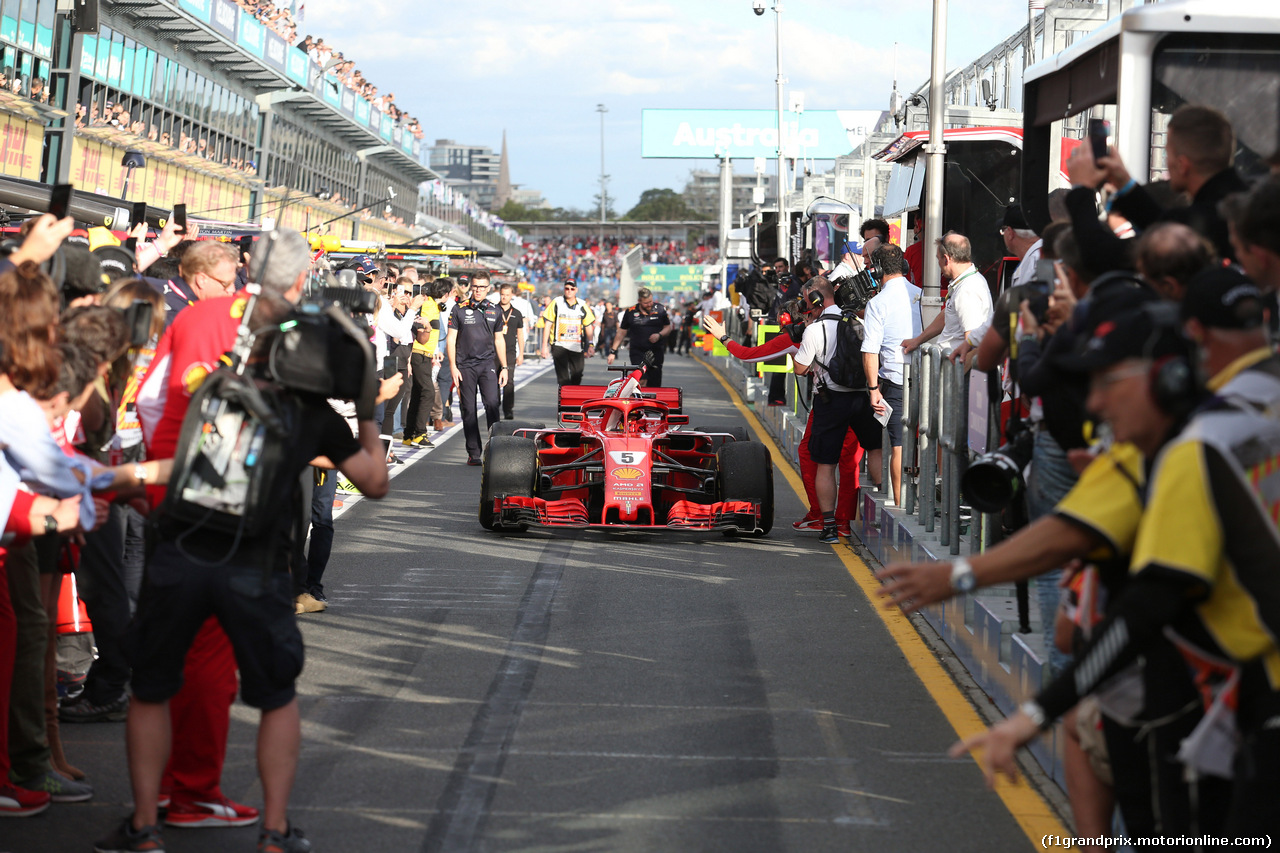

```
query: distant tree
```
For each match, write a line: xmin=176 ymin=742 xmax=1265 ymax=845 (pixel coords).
xmin=590 ymin=193 xmax=618 ymax=220
xmin=624 ymin=188 xmax=709 ymax=222
xmin=494 ymin=199 xmax=534 ymax=221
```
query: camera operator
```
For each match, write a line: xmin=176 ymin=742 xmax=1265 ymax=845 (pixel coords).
xmin=793 ymin=276 xmax=883 ymax=544
xmin=448 ymin=272 xmax=508 ymax=465
xmin=132 ymin=229 xmax=315 ymax=834
xmin=98 ymin=291 xmax=393 ymax=853
xmin=608 ymin=287 xmax=671 ymax=386
xmin=861 ymin=244 xmax=922 ymax=506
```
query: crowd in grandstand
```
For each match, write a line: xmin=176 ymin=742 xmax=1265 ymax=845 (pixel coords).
xmin=517 ymin=238 xmax=719 ymax=295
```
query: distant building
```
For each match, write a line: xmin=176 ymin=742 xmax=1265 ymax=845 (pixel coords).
xmin=682 ymin=171 xmax=778 ymax=223
xmin=511 ymin=188 xmax=551 ymax=210
xmin=429 ymin=139 xmax=501 ymax=183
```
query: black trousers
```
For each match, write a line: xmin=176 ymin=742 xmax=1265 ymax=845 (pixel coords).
xmin=381 ymin=356 xmax=409 ymax=433
xmin=405 ymin=352 xmax=437 ymax=438
xmin=551 ymin=345 xmax=585 ymax=386
xmin=629 ymin=346 xmax=664 ymax=387
xmin=458 ymin=361 xmax=500 ymax=459
xmin=76 ymin=504 xmax=131 ymax=704
xmin=497 ymin=349 xmax=518 ymax=417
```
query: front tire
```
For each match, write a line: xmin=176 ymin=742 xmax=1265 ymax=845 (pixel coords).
xmin=479 ymin=437 xmax=538 ymax=531
xmin=717 ymin=441 xmax=774 ymax=535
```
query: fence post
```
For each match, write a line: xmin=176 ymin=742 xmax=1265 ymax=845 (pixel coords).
xmin=948 ymin=357 xmax=967 ymax=555
xmin=902 ymin=355 xmax=917 ymax=515
xmin=938 ymin=349 xmax=954 ymax=548
xmin=920 ymin=346 xmax=938 ymax=533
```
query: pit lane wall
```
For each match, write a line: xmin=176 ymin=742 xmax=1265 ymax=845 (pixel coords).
xmin=700 ymin=350 xmax=1069 ymax=792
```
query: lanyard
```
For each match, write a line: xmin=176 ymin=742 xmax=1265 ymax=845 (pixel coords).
xmin=948 ymin=267 xmax=980 ymax=296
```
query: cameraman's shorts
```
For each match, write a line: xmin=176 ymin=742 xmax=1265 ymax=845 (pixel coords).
xmin=881 ymin=379 xmax=905 ymax=447
xmin=125 ymin=540 xmax=303 ymax=711
xmin=809 ymin=389 xmax=881 ymax=465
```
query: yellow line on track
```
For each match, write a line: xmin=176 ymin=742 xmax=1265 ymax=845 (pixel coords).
xmin=698 ymin=356 xmax=1072 ymax=852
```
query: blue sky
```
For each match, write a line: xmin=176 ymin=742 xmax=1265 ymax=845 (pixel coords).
xmin=300 ymin=0 xmax=1033 ymax=214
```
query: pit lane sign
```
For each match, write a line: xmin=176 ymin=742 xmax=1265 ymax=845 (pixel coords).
xmin=641 ymin=109 xmax=883 ymax=159
xmin=638 ymin=265 xmax=705 ymax=293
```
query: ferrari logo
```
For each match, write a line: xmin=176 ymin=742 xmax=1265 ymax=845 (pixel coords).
xmin=612 ymin=467 xmax=643 ymax=480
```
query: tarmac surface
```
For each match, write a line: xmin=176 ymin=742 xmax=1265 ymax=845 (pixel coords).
xmin=10 ymin=353 xmax=1046 ymax=853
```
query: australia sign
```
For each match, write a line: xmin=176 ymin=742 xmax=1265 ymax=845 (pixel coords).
xmin=641 ymin=109 xmax=884 ymax=160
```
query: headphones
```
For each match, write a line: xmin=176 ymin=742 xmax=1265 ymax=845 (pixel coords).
xmin=1141 ymin=302 xmax=1200 ymax=420
xmin=805 ymin=289 xmax=824 ymax=310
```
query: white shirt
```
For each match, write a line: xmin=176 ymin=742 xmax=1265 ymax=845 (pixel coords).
xmin=371 ymin=296 xmax=415 ymax=362
xmin=1009 ymin=239 xmax=1044 ymax=288
xmin=795 ymin=306 xmax=857 ymax=393
xmin=861 ymin=275 xmax=923 ymax=386
xmin=939 ymin=266 xmax=993 ymax=350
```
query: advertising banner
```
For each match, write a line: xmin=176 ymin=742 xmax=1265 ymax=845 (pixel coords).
xmin=638 ymin=265 xmax=705 ymax=293
xmin=264 ymin=31 xmax=287 ymax=71
xmin=178 ymin=0 xmax=211 ymax=22
xmin=641 ymin=109 xmax=883 ymax=160
xmin=339 ymin=86 xmax=355 ymax=117
xmin=354 ymin=96 xmax=370 ymax=125
xmin=0 ymin=13 xmax=16 ymax=45
xmin=0 ymin=114 xmax=45 ymax=180
xmin=210 ymin=0 xmax=237 ymax=41
xmin=236 ymin=11 xmax=264 ymax=57
xmin=285 ymin=47 xmax=309 ymax=85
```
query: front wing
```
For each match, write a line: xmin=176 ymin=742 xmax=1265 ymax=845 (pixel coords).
xmin=492 ymin=496 xmax=763 ymax=533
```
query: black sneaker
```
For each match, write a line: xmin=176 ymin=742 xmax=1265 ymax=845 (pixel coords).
xmin=60 ymin=693 xmax=128 ymax=723
xmin=308 ymin=588 xmax=327 ymax=603
xmin=466 ymin=457 xmax=482 ymax=466
xmin=94 ymin=816 xmax=165 ymax=852
xmin=258 ymin=823 xmax=312 ymax=853
xmin=818 ymin=526 xmax=839 ymax=544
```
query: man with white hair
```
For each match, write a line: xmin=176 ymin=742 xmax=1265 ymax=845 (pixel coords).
xmin=1002 ymin=204 xmax=1044 ymax=288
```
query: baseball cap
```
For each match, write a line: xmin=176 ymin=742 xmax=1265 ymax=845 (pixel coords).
xmin=1001 ymin=203 xmax=1030 ymax=231
xmin=1180 ymin=266 xmax=1264 ymax=330
xmin=1058 ymin=303 xmax=1189 ymax=374
xmin=563 ymin=278 xmax=578 ymax=288
xmin=93 ymin=245 xmax=135 ymax=280
xmin=355 ymin=257 xmax=378 ymax=276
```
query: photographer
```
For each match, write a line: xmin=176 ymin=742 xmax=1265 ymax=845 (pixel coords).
xmin=98 ymin=293 xmax=393 ymax=853
xmin=793 ymin=276 xmax=883 ymax=545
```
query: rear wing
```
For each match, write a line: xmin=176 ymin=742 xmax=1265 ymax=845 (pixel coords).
xmin=558 ymin=385 xmax=683 ymax=414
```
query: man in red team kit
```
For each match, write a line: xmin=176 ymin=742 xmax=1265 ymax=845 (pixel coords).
xmin=133 ymin=229 xmax=313 ymax=830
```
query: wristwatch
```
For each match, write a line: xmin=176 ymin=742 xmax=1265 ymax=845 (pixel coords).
xmin=718 ymin=334 xmax=730 ymax=344
xmin=949 ymin=558 xmax=977 ymax=594
xmin=43 ymin=515 xmax=58 ymax=535
xmin=133 ymin=462 xmax=148 ymax=485
xmin=1020 ymin=700 xmax=1048 ymax=730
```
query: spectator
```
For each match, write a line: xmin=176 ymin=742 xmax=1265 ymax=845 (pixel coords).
xmin=1134 ymin=222 xmax=1216 ymax=302
xmin=902 ymin=233 xmax=993 ymax=361
xmin=1002 ymin=204 xmax=1044 ymax=287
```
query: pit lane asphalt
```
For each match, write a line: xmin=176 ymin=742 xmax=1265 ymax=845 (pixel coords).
xmin=16 ymin=353 xmax=1040 ymax=853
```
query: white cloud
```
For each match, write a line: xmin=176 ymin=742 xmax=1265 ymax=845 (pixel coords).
xmin=296 ymin=0 xmax=1033 ymax=210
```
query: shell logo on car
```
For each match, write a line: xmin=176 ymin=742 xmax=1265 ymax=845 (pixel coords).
xmin=612 ymin=467 xmax=644 ymax=480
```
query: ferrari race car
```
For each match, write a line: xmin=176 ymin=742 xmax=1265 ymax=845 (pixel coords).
xmin=478 ymin=361 xmax=774 ymax=534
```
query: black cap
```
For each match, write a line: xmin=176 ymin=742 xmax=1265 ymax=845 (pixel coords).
xmin=1058 ymin=303 xmax=1189 ymax=373
xmin=563 ymin=278 xmax=578 ymax=288
xmin=1002 ymin=203 xmax=1030 ymax=231
xmin=1180 ymin=266 xmax=1264 ymax=330
xmin=93 ymin=245 xmax=135 ymax=280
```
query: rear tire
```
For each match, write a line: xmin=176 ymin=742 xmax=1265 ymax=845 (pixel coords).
xmin=479 ymin=437 xmax=538 ymax=531
xmin=489 ymin=420 xmax=545 ymax=438
xmin=717 ymin=441 xmax=774 ymax=535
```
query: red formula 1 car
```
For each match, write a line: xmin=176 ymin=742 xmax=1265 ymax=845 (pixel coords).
xmin=478 ymin=362 xmax=774 ymax=534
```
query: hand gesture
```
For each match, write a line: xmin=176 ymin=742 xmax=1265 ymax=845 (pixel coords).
xmin=700 ymin=314 xmax=725 ymax=339
xmin=948 ymin=711 xmax=1041 ymax=789
xmin=875 ymin=561 xmax=953 ymax=613
xmin=11 ymin=214 xmax=75 ymax=266
xmin=376 ymin=373 xmax=403 ymax=403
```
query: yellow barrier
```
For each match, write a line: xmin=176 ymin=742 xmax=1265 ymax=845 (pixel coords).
xmin=753 ymin=324 xmax=793 ymax=376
